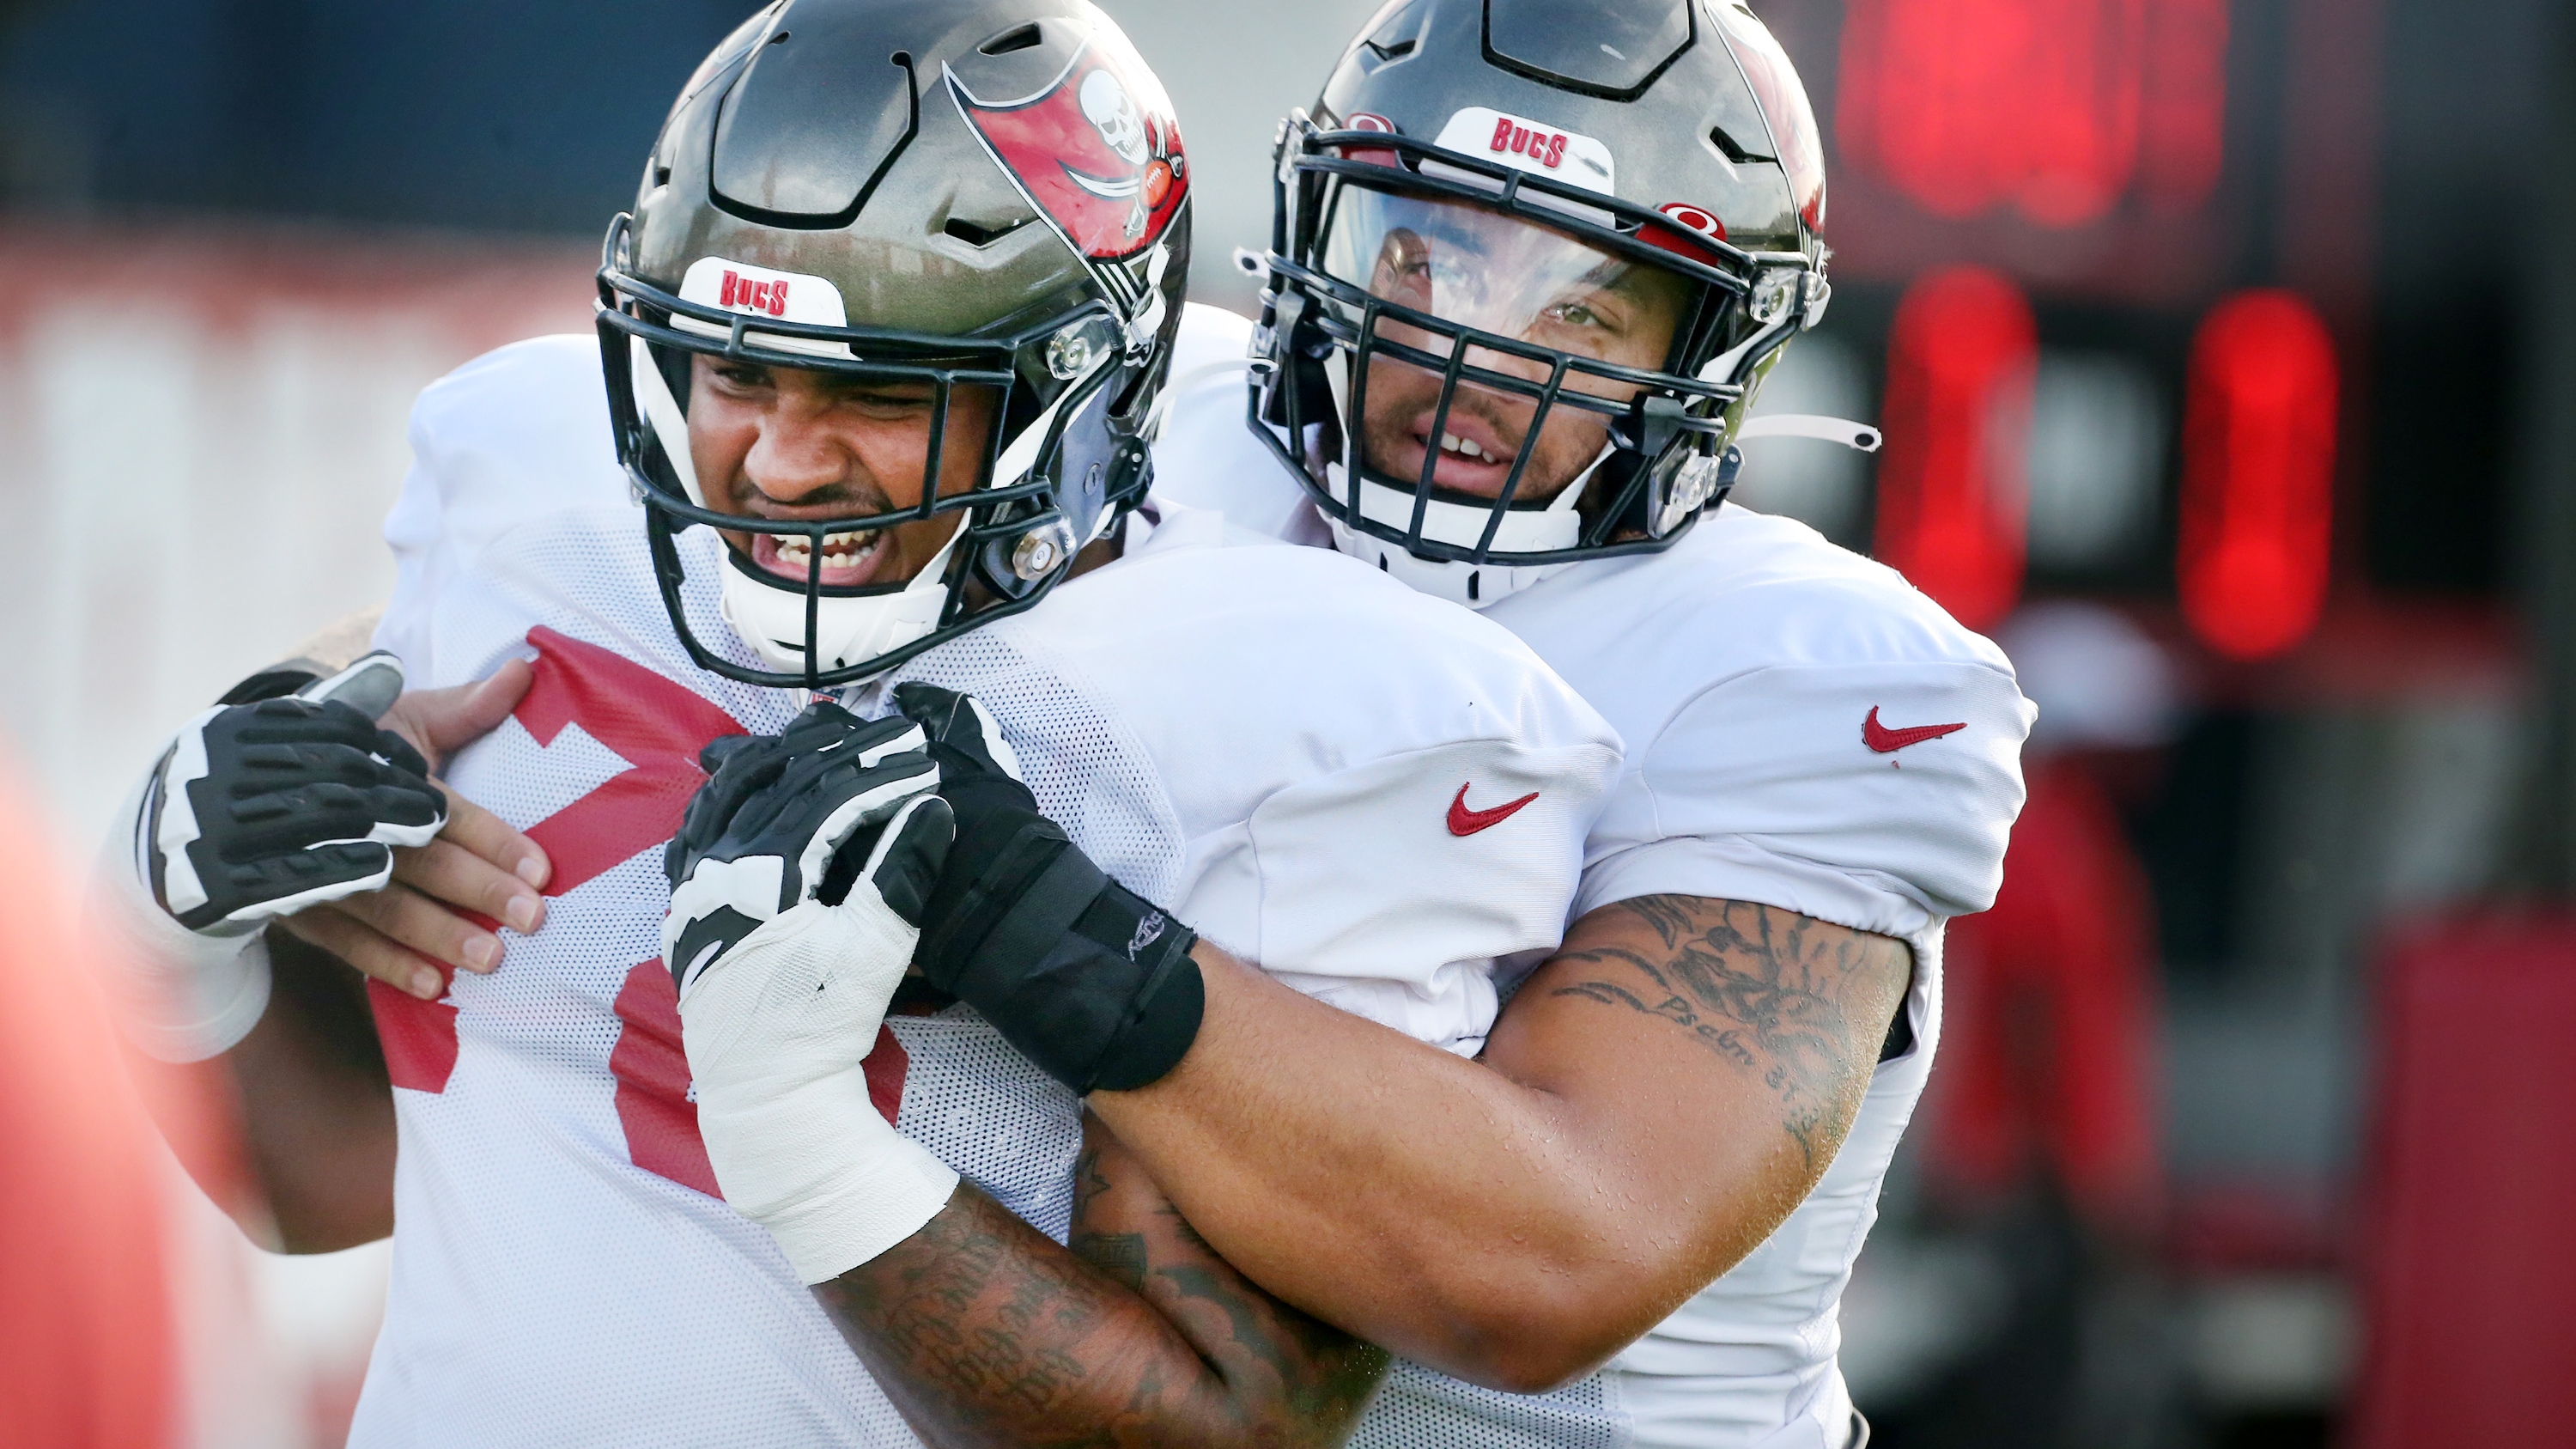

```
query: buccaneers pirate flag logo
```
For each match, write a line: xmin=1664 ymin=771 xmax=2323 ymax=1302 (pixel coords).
xmin=946 ymin=32 xmax=1188 ymax=262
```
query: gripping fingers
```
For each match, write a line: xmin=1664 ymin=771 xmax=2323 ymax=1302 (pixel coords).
xmin=277 ymin=904 xmax=447 ymax=1001
xmin=892 ymin=684 xmax=1023 ymax=780
xmin=392 ymin=835 xmax=547 ymax=935
xmin=789 ymin=747 xmax=938 ymax=892
xmin=188 ymin=840 xmax=398 ymax=934
xmin=325 ymin=880 xmax=510 ymax=977
xmin=430 ymin=781 xmax=550 ymax=892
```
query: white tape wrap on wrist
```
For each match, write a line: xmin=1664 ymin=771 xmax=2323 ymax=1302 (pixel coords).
xmin=681 ymin=897 xmax=958 ymax=1284
xmin=92 ymin=771 xmax=273 ymax=1062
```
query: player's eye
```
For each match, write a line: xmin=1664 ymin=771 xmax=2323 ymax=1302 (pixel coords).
xmin=844 ymin=389 xmax=937 ymax=421
xmin=1542 ymin=294 xmax=1626 ymax=334
xmin=711 ymin=362 xmax=771 ymax=391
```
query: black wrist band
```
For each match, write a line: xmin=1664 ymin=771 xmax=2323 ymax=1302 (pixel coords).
xmin=917 ymin=809 xmax=1204 ymax=1095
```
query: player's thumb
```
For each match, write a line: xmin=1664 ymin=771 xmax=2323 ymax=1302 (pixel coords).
xmin=389 ymin=657 xmax=536 ymax=769
xmin=863 ymin=795 xmax=953 ymax=930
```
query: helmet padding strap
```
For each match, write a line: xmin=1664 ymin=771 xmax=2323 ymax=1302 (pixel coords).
xmin=631 ymin=337 xmax=707 ymax=508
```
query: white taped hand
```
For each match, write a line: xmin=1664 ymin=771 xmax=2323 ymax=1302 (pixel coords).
xmin=666 ymin=703 xmax=960 ymax=1282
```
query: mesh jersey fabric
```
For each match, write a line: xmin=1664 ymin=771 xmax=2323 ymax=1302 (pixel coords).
xmin=1148 ymin=304 xmax=2032 ymax=1449
xmin=1352 ymin=1365 xmax=1627 ymax=1449
xmin=354 ymin=507 xmax=1053 ymax=1449
xmin=354 ymin=335 xmax=1621 ymax=1446
xmin=879 ymin=501 xmax=1620 ymax=1055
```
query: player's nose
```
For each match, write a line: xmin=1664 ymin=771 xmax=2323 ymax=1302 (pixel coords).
xmin=741 ymin=411 xmax=860 ymax=508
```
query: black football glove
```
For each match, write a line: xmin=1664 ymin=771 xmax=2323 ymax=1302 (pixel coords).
xmin=895 ymin=683 xmax=1202 ymax=1095
xmin=661 ymin=701 xmax=960 ymax=1282
xmin=661 ymin=701 xmax=950 ymax=1000
xmin=144 ymin=652 xmax=447 ymax=935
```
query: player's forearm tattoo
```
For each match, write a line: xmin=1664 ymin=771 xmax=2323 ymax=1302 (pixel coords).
xmin=813 ymin=1151 xmax=1388 ymax=1449
xmin=1550 ymin=897 xmax=1909 ymax=1171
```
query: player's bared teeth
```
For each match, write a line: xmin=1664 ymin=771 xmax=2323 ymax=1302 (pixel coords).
xmin=771 ymin=531 xmax=876 ymax=559
xmin=1439 ymin=432 xmax=1492 ymax=461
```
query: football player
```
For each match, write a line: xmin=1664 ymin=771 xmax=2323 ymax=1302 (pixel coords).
xmin=1087 ymin=5 xmax=2030 ymax=1433
xmin=956 ymin=3 xmax=2039 ymax=1446
xmin=648 ymin=4 xmax=2032 ymax=1445
xmin=95 ymin=2 xmax=1624 ymax=1445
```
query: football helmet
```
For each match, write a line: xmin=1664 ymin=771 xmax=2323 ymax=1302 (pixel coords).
xmin=1250 ymin=0 xmax=1831 ymax=606
xmin=598 ymin=0 xmax=1191 ymax=687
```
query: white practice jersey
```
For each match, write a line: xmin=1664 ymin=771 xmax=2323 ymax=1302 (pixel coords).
xmin=352 ymin=334 xmax=1619 ymax=1447
xmin=1153 ymin=304 xmax=2035 ymax=1449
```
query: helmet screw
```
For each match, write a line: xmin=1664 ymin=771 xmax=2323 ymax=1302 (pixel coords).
xmin=1011 ymin=519 xmax=1078 ymax=580
xmin=1749 ymin=268 xmax=1802 ymax=326
xmin=1047 ymin=322 xmax=1105 ymax=381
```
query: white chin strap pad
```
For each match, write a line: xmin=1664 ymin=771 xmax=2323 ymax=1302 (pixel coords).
xmin=1327 ymin=515 xmax=1562 ymax=608
xmin=1319 ymin=461 xmax=1583 ymax=610
xmin=720 ymin=526 xmax=963 ymax=678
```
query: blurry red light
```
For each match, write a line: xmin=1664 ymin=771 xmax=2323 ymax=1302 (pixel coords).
xmin=2142 ymin=0 xmax=2229 ymax=213
xmin=1873 ymin=266 xmax=2037 ymax=630
xmin=1837 ymin=0 xmax=2228 ymax=227
xmin=2178 ymin=290 xmax=2338 ymax=660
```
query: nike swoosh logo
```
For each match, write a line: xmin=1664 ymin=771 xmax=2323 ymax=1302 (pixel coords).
xmin=1448 ymin=782 xmax=1540 ymax=837
xmin=1862 ymin=707 xmax=1969 ymax=754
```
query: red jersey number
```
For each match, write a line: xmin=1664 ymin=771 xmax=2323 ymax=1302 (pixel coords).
xmin=360 ymin=630 xmax=896 ymax=1202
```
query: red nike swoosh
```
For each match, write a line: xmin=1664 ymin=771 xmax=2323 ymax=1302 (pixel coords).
xmin=1862 ymin=707 xmax=1969 ymax=753
xmin=1448 ymin=782 xmax=1540 ymax=837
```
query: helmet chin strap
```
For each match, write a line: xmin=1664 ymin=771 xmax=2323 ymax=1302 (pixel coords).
xmin=636 ymin=339 xmax=1109 ymax=681
xmin=1317 ymin=444 xmax=1601 ymax=610
xmin=716 ymin=522 xmax=965 ymax=679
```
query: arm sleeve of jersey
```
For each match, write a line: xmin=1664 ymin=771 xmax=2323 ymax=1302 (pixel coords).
xmin=1575 ymin=661 xmax=2034 ymax=942
xmin=374 ymin=417 xmax=450 ymax=678
xmin=374 ymin=334 xmax=624 ymax=681
xmin=1183 ymin=734 xmax=1620 ymax=1058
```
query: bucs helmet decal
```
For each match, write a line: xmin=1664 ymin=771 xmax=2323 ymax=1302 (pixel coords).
xmin=946 ymin=35 xmax=1187 ymax=262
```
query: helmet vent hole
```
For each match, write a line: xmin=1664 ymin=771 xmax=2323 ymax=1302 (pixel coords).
xmin=768 ymin=29 xmax=789 ymax=45
xmin=978 ymin=23 xmax=1042 ymax=56
xmin=944 ymin=216 xmax=1030 ymax=248
xmin=1709 ymin=125 xmax=1771 ymax=166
